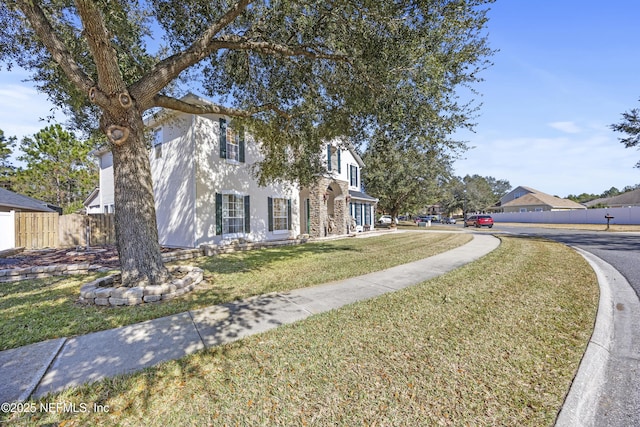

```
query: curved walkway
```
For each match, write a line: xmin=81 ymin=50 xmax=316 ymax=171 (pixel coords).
xmin=0 ymin=233 xmax=499 ymax=404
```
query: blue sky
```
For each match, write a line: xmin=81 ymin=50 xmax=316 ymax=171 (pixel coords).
xmin=454 ymin=0 xmax=640 ymax=196
xmin=1 ymin=1 xmax=639 ymax=197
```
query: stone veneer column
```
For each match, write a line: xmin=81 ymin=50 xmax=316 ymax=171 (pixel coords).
xmin=306 ymin=178 xmax=351 ymax=238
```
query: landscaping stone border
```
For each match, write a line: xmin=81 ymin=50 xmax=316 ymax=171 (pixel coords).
xmin=0 ymin=236 xmax=329 ymax=284
xmin=0 ymin=248 xmax=205 ymax=283
xmin=78 ymin=265 xmax=204 ymax=306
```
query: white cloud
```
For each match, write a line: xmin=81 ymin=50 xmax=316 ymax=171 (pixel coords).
xmin=548 ymin=121 xmax=582 ymax=134
xmin=0 ymin=80 xmax=64 ymax=140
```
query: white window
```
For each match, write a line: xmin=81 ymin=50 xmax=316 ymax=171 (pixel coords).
xmin=272 ymin=198 xmax=288 ymax=231
xmin=226 ymin=126 xmax=239 ymax=162
xmin=350 ymin=165 xmax=358 ymax=187
xmin=327 ymin=145 xmax=340 ymax=173
xmin=223 ymin=194 xmax=245 ymax=234
xmin=153 ymin=128 xmax=162 ymax=158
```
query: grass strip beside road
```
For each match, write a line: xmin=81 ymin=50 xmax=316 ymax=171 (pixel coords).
xmin=0 ymin=232 xmax=470 ymax=351
xmin=6 ymin=235 xmax=599 ymax=426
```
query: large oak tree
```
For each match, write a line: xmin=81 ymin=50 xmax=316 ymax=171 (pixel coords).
xmin=1 ymin=0 xmax=494 ymax=287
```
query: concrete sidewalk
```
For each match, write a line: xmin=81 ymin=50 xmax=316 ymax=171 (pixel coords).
xmin=0 ymin=233 xmax=499 ymax=403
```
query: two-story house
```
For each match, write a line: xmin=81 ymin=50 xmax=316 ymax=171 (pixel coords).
xmin=300 ymin=141 xmax=377 ymax=237
xmin=88 ymin=94 xmax=377 ymax=247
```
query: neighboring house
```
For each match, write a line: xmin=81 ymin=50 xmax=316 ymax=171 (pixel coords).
xmin=0 ymin=187 xmax=57 ymax=213
xmin=84 ymin=148 xmax=115 ymax=214
xmin=490 ymin=186 xmax=586 ymax=213
xmin=583 ymin=188 xmax=640 ymax=208
xmin=89 ymin=94 xmax=377 ymax=247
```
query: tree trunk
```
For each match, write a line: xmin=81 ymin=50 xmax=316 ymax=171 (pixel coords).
xmin=106 ymin=108 xmax=170 ymax=288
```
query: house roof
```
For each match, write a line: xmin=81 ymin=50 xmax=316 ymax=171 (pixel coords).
xmin=83 ymin=187 xmax=100 ymax=207
xmin=584 ymin=188 xmax=640 ymax=207
xmin=349 ymin=190 xmax=378 ymax=202
xmin=501 ymin=191 xmax=586 ymax=210
xmin=0 ymin=188 xmax=56 ymax=212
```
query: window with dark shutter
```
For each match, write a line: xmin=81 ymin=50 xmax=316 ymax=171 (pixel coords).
xmin=239 ymin=126 xmax=245 ymax=163
xmin=244 ymin=195 xmax=250 ymax=233
xmin=219 ymin=118 xmax=227 ymax=159
xmin=215 ymin=193 xmax=222 ymax=235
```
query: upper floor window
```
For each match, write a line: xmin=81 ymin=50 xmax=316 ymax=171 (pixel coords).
xmin=349 ymin=164 xmax=358 ymax=188
xmin=153 ymin=128 xmax=162 ymax=158
xmin=219 ymin=118 xmax=245 ymax=163
xmin=327 ymin=145 xmax=341 ymax=173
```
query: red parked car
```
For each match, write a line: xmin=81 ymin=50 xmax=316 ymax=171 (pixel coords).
xmin=463 ymin=215 xmax=494 ymax=228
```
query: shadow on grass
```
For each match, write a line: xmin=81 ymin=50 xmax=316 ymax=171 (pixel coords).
xmin=192 ymin=241 xmax=362 ymax=275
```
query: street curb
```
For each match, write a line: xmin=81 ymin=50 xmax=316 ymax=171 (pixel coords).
xmin=555 ymin=248 xmax=619 ymax=426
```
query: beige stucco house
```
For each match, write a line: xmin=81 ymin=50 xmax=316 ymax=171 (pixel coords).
xmin=584 ymin=188 xmax=640 ymax=208
xmin=491 ymin=186 xmax=586 ymax=213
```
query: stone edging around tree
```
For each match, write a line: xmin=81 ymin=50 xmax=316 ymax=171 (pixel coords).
xmin=78 ymin=265 xmax=204 ymax=306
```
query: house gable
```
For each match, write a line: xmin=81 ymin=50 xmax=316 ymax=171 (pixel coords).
xmin=500 ymin=186 xmax=586 ymax=212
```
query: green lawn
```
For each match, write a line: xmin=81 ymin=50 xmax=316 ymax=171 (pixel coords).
xmin=3 ymin=235 xmax=598 ymax=426
xmin=0 ymin=232 xmax=470 ymax=351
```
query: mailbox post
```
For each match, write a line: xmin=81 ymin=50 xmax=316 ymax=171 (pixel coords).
xmin=605 ymin=213 xmax=614 ymax=230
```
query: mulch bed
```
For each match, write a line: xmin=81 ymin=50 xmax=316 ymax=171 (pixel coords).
xmin=0 ymin=246 xmax=179 ymax=270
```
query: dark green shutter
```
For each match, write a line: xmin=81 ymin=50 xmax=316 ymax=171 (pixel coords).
xmin=219 ymin=118 xmax=227 ymax=159
xmin=215 ymin=193 xmax=222 ymax=235
xmin=337 ymin=150 xmax=341 ymax=174
xmin=287 ymin=199 xmax=292 ymax=230
xmin=267 ymin=197 xmax=273 ymax=232
xmin=244 ymin=195 xmax=250 ymax=233
xmin=239 ymin=127 xmax=245 ymax=163
xmin=327 ymin=144 xmax=332 ymax=171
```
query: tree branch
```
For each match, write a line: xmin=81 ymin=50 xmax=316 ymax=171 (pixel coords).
xmin=153 ymin=94 xmax=293 ymax=120
xmin=132 ymin=0 xmax=349 ymax=111
xmin=131 ymin=0 xmax=253 ymax=109
xmin=75 ymin=0 xmax=127 ymax=99
xmin=211 ymin=35 xmax=349 ymax=61
xmin=14 ymin=0 xmax=104 ymax=103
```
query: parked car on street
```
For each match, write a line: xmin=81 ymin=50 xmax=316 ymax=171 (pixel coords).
xmin=442 ymin=217 xmax=456 ymax=224
xmin=463 ymin=215 xmax=493 ymax=228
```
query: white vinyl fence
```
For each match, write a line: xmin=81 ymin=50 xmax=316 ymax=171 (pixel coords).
xmin=492 ymin=206 xmax=640 ymax=225
xmin=0 ymin=211 xmax=16 ymax=251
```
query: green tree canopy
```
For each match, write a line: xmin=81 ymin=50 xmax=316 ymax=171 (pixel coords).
xmin=362 ymin=136 xmax=453 ymax=222
xmin=1 ymin=0 xmax=495 ymax=286
xmin=0 ymin=129 xmax=15 ymax=189
xmin=461 ymin=174 xmax=509 ymax=213
xmin=12 ymin=124 xmax=97 ymax=213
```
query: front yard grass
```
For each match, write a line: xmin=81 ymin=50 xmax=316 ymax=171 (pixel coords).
xmin=4 ymin=235 xmax=598 ymax=426
xmin=0 ymin=232 xmax=470 ymax=351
